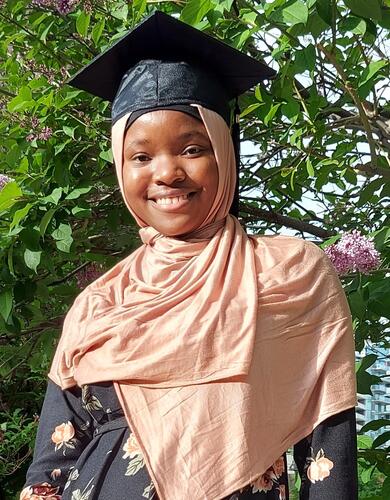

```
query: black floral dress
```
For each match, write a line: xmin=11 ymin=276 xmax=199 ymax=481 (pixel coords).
xmin=21 ymin=381 xmax=357 ymax=500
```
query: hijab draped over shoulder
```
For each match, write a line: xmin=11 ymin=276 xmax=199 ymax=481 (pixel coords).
xmin=49 ymin=105 xmax=356 ymax=500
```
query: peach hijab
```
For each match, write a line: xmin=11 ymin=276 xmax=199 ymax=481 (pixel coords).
xmin=49 ymin=106 xmax=356 ymax=500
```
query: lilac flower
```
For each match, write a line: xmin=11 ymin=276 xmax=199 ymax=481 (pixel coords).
xmin=38 ymin=126 xmax=53 ymax=140
xmin=325 ymin=230 xmax=381 ymax=275
xmin=0 ymin=174 xmax=13 ymax=191
xmin=30 ymin=0 xmax=80 ymax=15
xmin=76 ymin=263 xmax=103 ymax=289
xmin=56 ymin=0 xmax=80 ymax=15
xmin=26 ymin=133 xmax=36 ymax=142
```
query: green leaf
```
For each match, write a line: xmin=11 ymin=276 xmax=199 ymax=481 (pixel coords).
xmin=360 ymin=464 xmax=376 ymax=483
xmin=63 ymin=126 xmax=76 ymax=139
xmin=52 ymin=223 xmax=72 ymax=240
xmin=357 ymin=434 xmax=373 ymax=449
xmin=112 ymin=4 xmax=128 ymax=21
xmin=356 ymin=354 xmax=381 ymax=395
xmin=348 ymin=290 xmax=366 ymax=320
xmin=0 ymin=182 xmax=22 ymax=211
xmin=39 ymin=208 xmax=56 ymax=237
xmin=294 ymin=44 xmax=316 ymax=73
xmin=306 ymin=157 xmax=314 ymax=176
xmin=72 ymin=206 xmax=91 ymax=218
xmin=76 ymin=11 xmax=91 ymax=38
xmin=65 ymin=186 xmax=92 ymax=200
xmin=10 ymin=203 xmax=33 ymax=230
xmin=339 ymin=16 xmax=367 ymax=35
xmin=372 ymin=430 xmax=390 ymax=448
xmin=24 ymin=249 xmax=42 ymax=273
xmin=264 ymin=103 xmax=282 ymax=125
xmin=358 ymin=60 xmax=387 ymax=87
xmin=273 ymin=0 xmax=309 ymax=26
xmin=0 ymin=289 xmax=13 ymax=321
xmin=99 ymin=149 xmax=113 ymax=163
xmin=181 ymin=0 xmax=213 ymax=25
xmin=361 ymin=418 xmax=390 ymax=433
xmin=41 ymin=187 xmax=63 ymax=205
xmin=240 ymin=103 xmax=262 ymax=118
xmin=7 ymin=86 xmax=33 ymax=112
xmin=344 ymin=0 xmax=382 ymax=20
xmin=92 ymin=19 xmax=105 ymax=46
xmin=316 ymin=0 xmax=332 ymax=25
xmin=56 ymin=237 xmax=73 ymax=253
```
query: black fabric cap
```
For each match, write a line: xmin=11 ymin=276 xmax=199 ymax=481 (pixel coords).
xmin=125 ymin=104 xmax=201 ymax=130
xmin=68 ymin=11 xmax=276 ymax=124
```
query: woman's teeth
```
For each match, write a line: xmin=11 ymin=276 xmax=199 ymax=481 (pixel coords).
xmin=155 ymin=194 xmax=189 ymax=205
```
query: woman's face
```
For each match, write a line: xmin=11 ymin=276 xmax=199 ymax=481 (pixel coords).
xmin=122 ymin=110 xmax=219 ymax=236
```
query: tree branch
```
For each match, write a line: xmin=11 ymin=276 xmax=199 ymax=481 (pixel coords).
xmin=240 ymin=203 xmax=335 ymax=238
xmin=317 ymin=43 xmax=378 ymax=169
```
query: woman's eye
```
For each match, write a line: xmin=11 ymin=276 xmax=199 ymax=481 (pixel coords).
xmin=132 ymin=154 xmax=150 ymax=162
xmin=183 ymin=146 xmax=202 ymax=155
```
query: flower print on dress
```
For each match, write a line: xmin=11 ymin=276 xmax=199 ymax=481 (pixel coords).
xmin=251 ymin=471 xmax=273 ymax=493
xmin=278 ymin=484 xmax=287 ymax=500
xmin=20 ymin=482 xmax=61 ymax=499
xmin=142 ymin=480 xmax=157 ymax=499
xmin=51 ymin=421 xmax=77 ymax=454
xmin=122 ymin=433 xmax=145 ymax=476
xmin=251 ymin=455 xmax=286 ymax=494
xmin=50 ymin=468 xmax=61 ymax=480
xmin=306 ymin=448 xmax=334 ymax=484
xmin=272 ymin=456 xmax=285 ymax=478
xmin=81 ymin=384 xmax=103 ymax=413
xmin=64 ymin=468 xmax=80 ymax=491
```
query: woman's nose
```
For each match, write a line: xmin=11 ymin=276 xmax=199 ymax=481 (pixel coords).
xmin=152 ymin=156 xmax=186 ymax=184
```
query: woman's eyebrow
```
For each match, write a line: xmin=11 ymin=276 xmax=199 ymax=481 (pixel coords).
xmin=125 ymin=130 xmax=208 ymax=150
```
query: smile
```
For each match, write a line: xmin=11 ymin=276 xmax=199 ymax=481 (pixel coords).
xmin=155 ymin=194 xmax=190 ymax=205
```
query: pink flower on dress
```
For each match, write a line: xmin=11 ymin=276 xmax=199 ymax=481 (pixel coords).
xmin=307 ymin=448 xmax=334 ymax=483
xmin=251 ymin=472 xmax=273 ymax=493
xmin=51 ymin=421 xmax=75 ymax=451
xmin=272 ymin=456 xmax=285 ymax=478
xmin=122 ymin=433 xmax=142 ymax=459
xmin=20 ymin=482 xmax=61 ymax=499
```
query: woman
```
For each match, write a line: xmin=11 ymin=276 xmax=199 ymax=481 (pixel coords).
xmin=21 ymin=11 xmax=357 ymax=500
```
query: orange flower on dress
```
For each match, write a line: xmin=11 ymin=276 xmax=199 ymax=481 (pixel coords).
xmin=122 ymin=433 xmax=142 ymax=459
xmin=51 ymin=421 xmax=75 ymax=451
xmin=20 ymin=482 xmax=60 ymax=500
xmin=251 ymin=472 xmax=273 ymax=493
xmin=307 ymin=448 xmax=334 ymax=483
xmin=272 ymin=456 xmax=285 ymax=478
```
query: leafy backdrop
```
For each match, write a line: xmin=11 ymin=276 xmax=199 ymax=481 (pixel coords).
xmin=0 ymin=0 xmax=389 ymax=497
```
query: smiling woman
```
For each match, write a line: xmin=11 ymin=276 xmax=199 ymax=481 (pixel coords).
xmin=122 ymin=110 xmax=219 ymax=236
xmin=21 ymin=10 xmax=358 ymax=500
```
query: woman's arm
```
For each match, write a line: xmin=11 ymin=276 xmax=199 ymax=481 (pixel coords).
xmin=293 ymin=408 xmax=358 ymax=499
xmin=21 ymin=380 xmax=93 ymax=499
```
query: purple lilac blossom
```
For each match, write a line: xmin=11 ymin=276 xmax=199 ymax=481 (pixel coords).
xmin=38 ymin=126 xmax=53 ymax=140
xmin=0 ymin=174 xmax=13 ymax=191
xmin=325 ymin=230 xmax=381 ymax=275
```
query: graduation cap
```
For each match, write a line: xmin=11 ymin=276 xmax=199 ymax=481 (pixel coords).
xmin=68 ymin=10 xmax=276 ymax=214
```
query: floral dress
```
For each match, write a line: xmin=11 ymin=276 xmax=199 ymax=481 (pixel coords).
xmin=21 ymin=381 xmax=357 ymax=500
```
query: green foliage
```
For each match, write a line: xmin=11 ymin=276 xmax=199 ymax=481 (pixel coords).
xmin=0 ymin=0 xmax=389 ymax=497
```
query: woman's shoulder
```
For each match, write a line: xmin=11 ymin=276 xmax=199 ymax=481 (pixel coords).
xmin=250 ymin=234 xmax=325 ymax=265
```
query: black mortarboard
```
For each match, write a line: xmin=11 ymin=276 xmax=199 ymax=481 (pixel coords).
xmin=69 ymin=10 xmax=275 ymax=125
